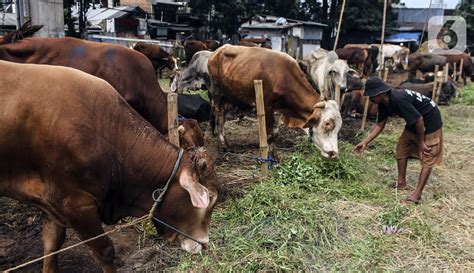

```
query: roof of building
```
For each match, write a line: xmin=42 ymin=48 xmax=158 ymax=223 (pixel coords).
xmin=384 ymin=32 xmax=422 ymax=44
xmin=241 ymin=15 xmax=327 ymax=30
xmin=85 ymin=6 xmax=145 ymax=23
xmin=152 ymin=0 xmax=183 ymax=6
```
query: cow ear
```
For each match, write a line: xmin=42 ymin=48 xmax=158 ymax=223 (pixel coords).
xmin=179 ymin=170 xmax=210 ymax=208
xmin=347 ymin=69 xmax=358 ymax=77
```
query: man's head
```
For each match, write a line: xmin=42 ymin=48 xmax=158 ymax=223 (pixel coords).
xmin=364 ymin=77 xmax=391 ymax=104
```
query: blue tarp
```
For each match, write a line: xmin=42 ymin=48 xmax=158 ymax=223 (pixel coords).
xmin=384 ymin=32 xmax=422 ymax=45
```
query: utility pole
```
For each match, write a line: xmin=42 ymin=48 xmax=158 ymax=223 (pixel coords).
xmin=16 ymin=0 xmax=25 ymax=29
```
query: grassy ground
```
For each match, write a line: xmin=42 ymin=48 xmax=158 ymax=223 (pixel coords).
xmin=155 ymin=83 xmax=474 ymax=271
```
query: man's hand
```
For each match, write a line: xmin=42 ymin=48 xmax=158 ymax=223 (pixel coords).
xmin=354 ymin=141 xmax=367 ymax=156
xmin=419 ymin=141 xmax=432 ymax=158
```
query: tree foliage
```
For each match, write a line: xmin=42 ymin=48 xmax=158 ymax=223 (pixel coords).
xmin=341 ymin=0 xmax=398 ymax=33
xmin=455 ymin=0 xmax=473 ymax=45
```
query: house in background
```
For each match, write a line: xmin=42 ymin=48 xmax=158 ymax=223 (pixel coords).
xmin=240 ymin=15 xmax=326 ymax=59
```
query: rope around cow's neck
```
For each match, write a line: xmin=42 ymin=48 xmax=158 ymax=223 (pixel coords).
xmin=4 ymin=148 xmax=207 ymax=272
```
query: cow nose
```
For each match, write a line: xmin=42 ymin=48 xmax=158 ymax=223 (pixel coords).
xmin=328 ymin=151 xmax=338 ymax=159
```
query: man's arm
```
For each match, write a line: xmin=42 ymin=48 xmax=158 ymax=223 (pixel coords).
xmin=354 ymin=119 xmax=387 ymax=155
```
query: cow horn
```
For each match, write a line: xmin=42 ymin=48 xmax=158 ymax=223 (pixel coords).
xmin=313 ymin=101 xmax=326 ymax=109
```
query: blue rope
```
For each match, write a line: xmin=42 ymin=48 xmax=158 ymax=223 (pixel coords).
xmin=253 ymin=155 xmax=277 ymax=170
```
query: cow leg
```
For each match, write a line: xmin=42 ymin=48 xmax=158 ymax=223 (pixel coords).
xmin=67 ymin=199 xmax=116 ymax=273
xmin=215 ymin=103 xmax=229 ymax=150
xmin=266 ymin=111 xmax=278 ymax=160
xmin=42 ymin=217 xmax=66 ymax=273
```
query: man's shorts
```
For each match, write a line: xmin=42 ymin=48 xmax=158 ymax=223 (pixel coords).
xmin=395 ymin=128 xmax=443 ymax=167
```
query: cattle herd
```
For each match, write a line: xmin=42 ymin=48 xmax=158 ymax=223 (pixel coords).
xmin=0 ymin=22 xmax=472 ymax=272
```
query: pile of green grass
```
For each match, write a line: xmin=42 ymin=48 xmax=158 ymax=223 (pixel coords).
xmin=454 ymin=83 xmax=474 ymax=105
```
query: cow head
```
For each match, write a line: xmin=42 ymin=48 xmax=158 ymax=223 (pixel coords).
xmin=304 ymin=100 xmax=342 ymax=159
xmin=153 ymin=148 xmax=218 ymax=253
xmin=178 ymin=118 xmax=205 ymax=150
xmin=326 ymin=60 xmax=357 ymax=98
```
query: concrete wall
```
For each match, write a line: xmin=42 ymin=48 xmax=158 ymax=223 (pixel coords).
xmin=29 ymin=0 xmax=64 ymax=37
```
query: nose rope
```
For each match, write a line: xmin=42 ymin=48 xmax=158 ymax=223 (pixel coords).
xmin=148 ymin=148 xmax=207 ymax=246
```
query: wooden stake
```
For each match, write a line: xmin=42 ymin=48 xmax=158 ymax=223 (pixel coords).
xmin=432 ymin=64 xmax=439 ymax=100
xmin=361 ymin=96 xmax=370 ymax=131
xmin=333 ymin=0 xmax=346 ymax=51
xmin=453 ymin=62 xmax=457 ymax=83
xmin=435 ymin=76 xmax=442 ymax=104
xmin=167 ymin=93 xmax=179 ymax=147
xmin=335 ymin=84 xmax=341 ymax=107
xmin=444 ymin=63 xmax=449 ymax=82
xmin=459 ymin=58 xmax=464 ymax=86
xmin=254 ymin=80 xmax=269 ymax=178
xmin=295 ymin=47 xmax=300 ymax=61
xmin=383 ymin=67 xmax=389 ymax=82
xmin=379 ymin=0 xmax=388 ymax=77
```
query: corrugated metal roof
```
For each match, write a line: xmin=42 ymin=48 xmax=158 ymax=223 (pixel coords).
xmin=241 ymin=15 xmax=327 ymax=30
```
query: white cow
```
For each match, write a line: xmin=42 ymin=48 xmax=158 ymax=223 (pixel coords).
xmin=171 ymin=50 xmax=212 ymax=93
xmin=304 ymin=48 xmax=357 ymax=101
xmin=372 ymin=44 xmax=410 ymax=71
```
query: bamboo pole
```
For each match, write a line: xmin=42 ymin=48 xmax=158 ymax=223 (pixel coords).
xmin=459 ymin=58 xmax=464 ymax=86
xmin=378 ymin=0 xmax=388 ymax=78
xmin=254 ymin=80 xmax=269 ymax=178
xmin=295 ymin=47 xmax=300 ymax=61
xmin=335 ymin=84 xmax=341 ymax=107
xmin=431 ymin=65 xmax=439 ymax=100
xmin=444 ymin=63 xmax=449 ymax=81
xmin=167 ymin=93 xmax=179 ymax=146
xmin=453 ymin=62 xmax=457 ymax=83
xmin=333 ymin=0 xmax=346 ymax=51
xmin=383 ymin=67 xmax=389 ymax=82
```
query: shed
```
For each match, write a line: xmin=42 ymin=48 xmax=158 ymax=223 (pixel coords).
xmin=240 ymin=15 xmax=327 ymax=60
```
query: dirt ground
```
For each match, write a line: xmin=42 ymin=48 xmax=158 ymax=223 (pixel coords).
xmin=1 ymin=71 xmax=472 ymax=272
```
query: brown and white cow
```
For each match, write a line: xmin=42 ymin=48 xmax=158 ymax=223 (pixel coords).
xmin=133 ymin=42 xmax=179 ymax=79
xmin=208 ymin=45 xmax=342 ymax=159
xmin=0 ymin=61 xmax=219 ymax=272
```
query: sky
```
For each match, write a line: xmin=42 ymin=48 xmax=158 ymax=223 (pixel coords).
xmin=400 ymin=0 xmax=461 ymax=9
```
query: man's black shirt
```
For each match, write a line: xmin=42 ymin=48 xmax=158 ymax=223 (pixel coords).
xmin=377 ymin=88 xmax=443 ymax=134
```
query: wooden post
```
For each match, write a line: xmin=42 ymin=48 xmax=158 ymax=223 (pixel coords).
xmin=335 ymin=84 xmax=341 ymax=107
xmin=361 ymin=96 xmax=370 ymax=131
xmin=295 ymin=47 xmax=300 ymax=61
xmin=459 ymin=58 xmax=464 ymax=85
xmin=453 ymin=62 xmax=457 ymax=83
xmin=378 ymin=0 xmax=388 ymax=77
xmin=444 ymin=63 xmax=449 ymax=81
xmin=431 ymin=65 xmax=439 ymax=100
xmin=167 ymin=93 xmax=179 ymax=146
xmin=333 ymin=0 xmax=346 ymax=51
xmin=383 ymin=67 xmax=389 ymax=82
xmin=254 ymin=80 xmax=269 ymax=178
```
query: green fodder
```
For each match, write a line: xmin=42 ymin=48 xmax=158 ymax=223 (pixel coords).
xmin=454 ymin=83 xmax=474 ymax=105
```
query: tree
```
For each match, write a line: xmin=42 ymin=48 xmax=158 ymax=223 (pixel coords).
xmin=455 ymin=0 xmax=473 ymax=46
xmin=341 ymin=0 xmax=398 ymax=33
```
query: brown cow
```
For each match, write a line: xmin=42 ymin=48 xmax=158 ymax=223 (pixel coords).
xmin=184 ymin=40 xmax=208 ymax=65
xmin=398 ymin=80 xmax=457 ymax=105
xmin=178 ymin=118 xmax=205 ymax=150
xmin=208 ymin=45 xmax=342 ymax=159
xmin=408 ymin=52 xmax=447 ymax=81
xmin=133 ymin=42 xmax=178 ymax=79
xmin=343 ymin=44 xmax=379 ymax=75
xmin=341 ymin=89 xmax=378 ymax=118
xmin=0 ymin=61 xmax=219 ymax=272
xmin=0 ymin=36 xmax=169 ymax=134
xmin=433 ymin=49 xmax=472 ymax=84
xmin=336 ymin=47 xmax=370 ymax=77
xmin=203 ymin=39 xmax=221 ymax=51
